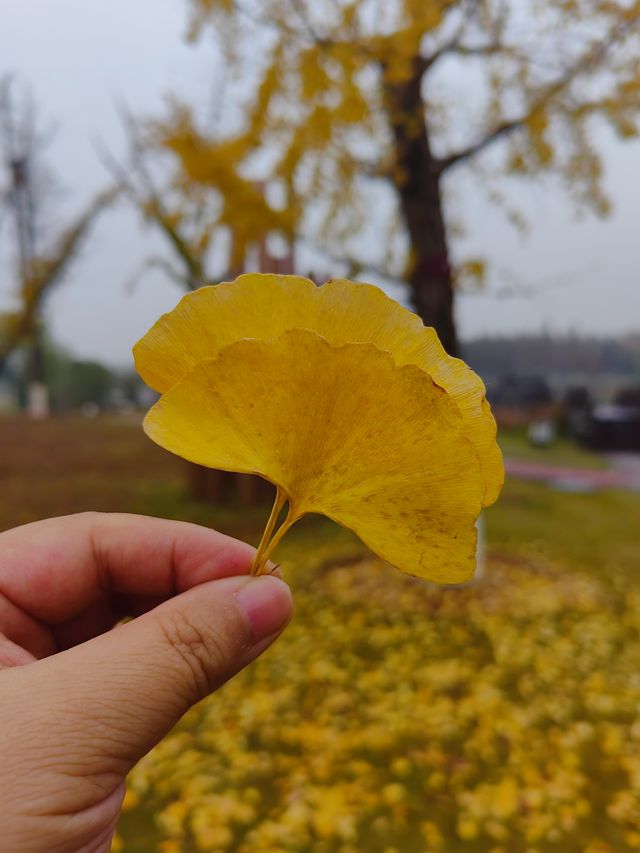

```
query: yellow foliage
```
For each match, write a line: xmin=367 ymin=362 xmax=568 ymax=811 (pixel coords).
xmin=299 ymin=47 xmax=330 ymax=101
xmin=121 ymin=787 xmax=140 ymax=812
xmin=456 ymin=258 xmax=487 ymax=291
xmin=136 ymin=274 xmax=503 ymax=581
xmin=526 ymin=108 xmax=554 ymax=166
xmin=339 ymin=82 xmax=369 ymax=124
xmin=118 ymin=555 xmax=640 ymax=851
xmin=158 ymin=113 xmax=294 ymax=265
xmin=135 ymin=274 xmax=503 ymax=508
xmin=168 ymin=0 xmax=640 ymax=299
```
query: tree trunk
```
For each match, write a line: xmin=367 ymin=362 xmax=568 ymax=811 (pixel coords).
xmin=188 ymin=465 xmax=275 ymax=507
xmin=25 ymin=323 xmax=49 ymax=419
xmin=384 ymin=61 xmax=458 ymax=357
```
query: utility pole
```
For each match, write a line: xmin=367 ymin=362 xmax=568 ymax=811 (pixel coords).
xmin=0 ymin=77 xmax=49 ymax=417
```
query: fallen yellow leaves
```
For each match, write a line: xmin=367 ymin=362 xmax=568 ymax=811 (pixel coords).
xmin=116 ymin=556 xmax=640 ymax=852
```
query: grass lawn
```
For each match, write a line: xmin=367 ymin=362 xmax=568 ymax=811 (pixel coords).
xmin=2 ymin=415 xmax=640 ymax=851
xmin=498 ymin=428 xmax=608 ymax=470
xmin=486 ymin=476 xmax=640 ymax=588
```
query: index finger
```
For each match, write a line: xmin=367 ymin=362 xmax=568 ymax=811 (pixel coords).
xmin=0 ymin=512 xmax=256 ymax=627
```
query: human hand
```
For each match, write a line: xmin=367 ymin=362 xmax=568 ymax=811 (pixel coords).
xmin=0 ymin=512 xmax=293 ymax=852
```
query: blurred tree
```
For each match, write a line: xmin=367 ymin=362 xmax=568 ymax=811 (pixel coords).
xmin=129 ymin=0 xmax=640 ymax=355
xmin=110 ymin=111 xmax=292 ymax=294
xmin=0 ymin=76 xmax=116 ymax=415
xmin=45 ymin=349 xmax=114 ymax=412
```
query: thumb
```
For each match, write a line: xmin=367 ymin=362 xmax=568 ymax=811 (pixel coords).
xmin=14 ymin=574 xmax=292 ymax=782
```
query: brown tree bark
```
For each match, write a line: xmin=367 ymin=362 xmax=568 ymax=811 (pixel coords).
xmin=384 ymin=60 xmax=458 ymax=357
xmin=188 ymin=465 xmax=275 ymax=507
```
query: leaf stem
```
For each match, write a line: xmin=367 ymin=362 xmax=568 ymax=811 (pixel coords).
xmin=250 ymin=486 xmax=288 ymax=576
xmin=256 ymin=511 xmax=297 ymax=572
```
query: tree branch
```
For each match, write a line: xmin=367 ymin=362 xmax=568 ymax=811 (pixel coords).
xmin=296 ymin=236 xmax=406 ymax=289
xmin=436 ymin=117 xmax=525 ymax=175
xmin=421 ymin=0 xmax=485 ymax=71
xmin=98 ymin=116 xmax=207 ymax=290
xmin=0 ymin=188 xmax=116 ymax=368
xmin=436 ymin=13 xmax=640 ymax=175
xmin=124 ymin=256 xmax=192 ymax=293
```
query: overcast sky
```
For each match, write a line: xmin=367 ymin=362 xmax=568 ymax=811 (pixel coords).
xmin=1 ymin=0 xmax=639 ymax=368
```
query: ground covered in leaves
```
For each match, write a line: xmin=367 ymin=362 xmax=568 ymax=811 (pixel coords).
xmin=114 ymin=554 xmax=640 ymax=853
xmin=1 ymin=416 xmax=639 ymax=851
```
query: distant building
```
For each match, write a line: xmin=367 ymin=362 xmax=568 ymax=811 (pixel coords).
xmin=487 ymin=375 xmax=556 ymax=427
xmin=464 ymin=334 xmax=640 ymax=403
xmin=587 ymin=386 xmax=640 ymax=451
xmin=562 ymin=386 xmax=594 ymax=442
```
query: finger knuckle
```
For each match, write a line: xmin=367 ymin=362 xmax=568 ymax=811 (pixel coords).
xmin=158 ymin=610 xmax=229 ymax=701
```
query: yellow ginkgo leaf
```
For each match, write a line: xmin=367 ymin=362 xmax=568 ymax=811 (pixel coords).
xmin=143 ymin=329 xmax=484 ymax=583
xmin=133 ymin=274 xmax=503 ymax=506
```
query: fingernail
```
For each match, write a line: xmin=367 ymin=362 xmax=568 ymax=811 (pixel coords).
xmin=265 ymin=560 xmax=283 ymax=578
xmin=234 ymin=576 xmax=293 ymax=642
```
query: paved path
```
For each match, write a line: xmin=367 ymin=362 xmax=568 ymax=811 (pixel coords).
xmin=606 ymin=453 xmax=640 ymax=491
xmin=505 ymin=455 xmax=640 ymax=492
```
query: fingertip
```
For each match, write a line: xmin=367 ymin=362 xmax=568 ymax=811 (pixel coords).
xmin=234 ymin=575 xmax=293 ymax=643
